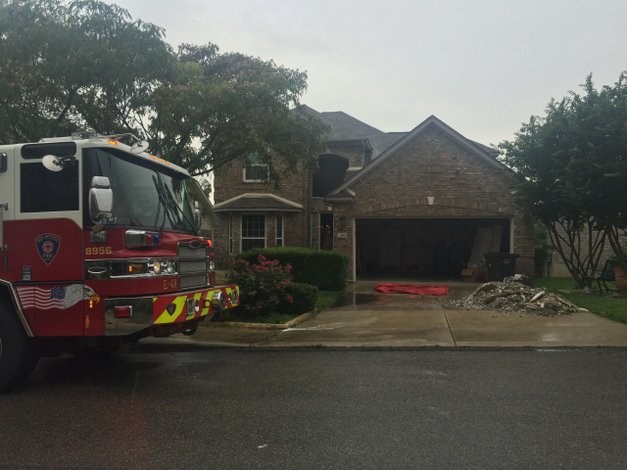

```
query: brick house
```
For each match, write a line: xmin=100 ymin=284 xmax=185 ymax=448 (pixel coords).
xmin=212 ymin=107 xmax=535 ymax=281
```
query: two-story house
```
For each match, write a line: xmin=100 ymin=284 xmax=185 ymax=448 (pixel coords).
xmin=213 ymin=107 xmax=535 ymax=282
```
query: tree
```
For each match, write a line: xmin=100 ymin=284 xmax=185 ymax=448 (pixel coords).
xmin=0 ymin=1 xmax=327 ymax=178
xmin=148 ymin=44 xmax=328 ymax=177
xmin=0 ymin=0 xmax=172 ymax=141
xmin=500 ymin=73 xmax=627 ymax=287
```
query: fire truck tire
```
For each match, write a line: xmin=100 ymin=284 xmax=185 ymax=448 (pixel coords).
xmin=0 ymin=309 xmax=40 ymax=392
xmin=182 ymin=322 xmax=199 ymax=336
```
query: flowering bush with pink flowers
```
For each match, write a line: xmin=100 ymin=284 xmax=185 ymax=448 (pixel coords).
xmin=226 ymin=255 xmax=293 ymax=319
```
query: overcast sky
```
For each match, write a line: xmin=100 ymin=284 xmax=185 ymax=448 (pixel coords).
xmin=111 ymin=0 xmax=626 ymax=147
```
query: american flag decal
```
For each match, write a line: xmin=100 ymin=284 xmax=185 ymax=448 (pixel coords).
xmin=16 ymin=284 xmax=97 ymax=310
xmin=50 ymin=286 xmax=65 ymax=300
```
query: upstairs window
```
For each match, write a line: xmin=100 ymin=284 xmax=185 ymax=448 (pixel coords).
xmin=243 ymin=153 xmax=269 ymax=182
xmin=312 ymin=154 xmax=348 ymax=197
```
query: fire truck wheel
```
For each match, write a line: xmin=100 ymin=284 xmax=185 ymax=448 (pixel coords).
xmin=181 ymin=322 xmax=199 ymax=336
xmin=0 ymin=310 xmax=40 ymax=392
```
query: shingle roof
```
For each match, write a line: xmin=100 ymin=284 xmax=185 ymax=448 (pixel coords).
xmin=327 ymin=115 xmax=510 ymax=198
xmin=471 ymin=140 xmax=499 ymax=157
xmin=319 ymin=111 xmax=383 ymax=141
xmin=296 ymin=105 xmax=499 ymax=159
xmin=319 ymin=111 xmax=404 ymax=157
xmin=213 ymin=193 xmax=303 ymax=212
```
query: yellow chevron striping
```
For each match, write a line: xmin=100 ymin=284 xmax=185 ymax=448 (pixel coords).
xmin=154 ymin=295 xmax=187 ymax=324
xmin=151 ymin=285 xmax=240 ymax=325
xmin=226 ymin=286 xmax=240 ymax=305
xmin=200 ymin=290 xmax=212 ymax=317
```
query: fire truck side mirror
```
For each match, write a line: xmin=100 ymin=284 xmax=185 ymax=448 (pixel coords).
xmin=42 ymin=154 xmax=75 ymax=172
xmin=89 ymin=176 xmax=114 ymax=222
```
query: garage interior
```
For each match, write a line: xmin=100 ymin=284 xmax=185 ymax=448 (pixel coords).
xmin=356 ymin=218 xmax=511 ymax=279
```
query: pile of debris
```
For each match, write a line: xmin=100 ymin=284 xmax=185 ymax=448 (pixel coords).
xmin=457 ymin=275 xmax=582 ymax=315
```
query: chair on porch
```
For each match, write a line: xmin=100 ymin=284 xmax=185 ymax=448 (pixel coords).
xmin=585 ymin=259 xmax=615 ymax=294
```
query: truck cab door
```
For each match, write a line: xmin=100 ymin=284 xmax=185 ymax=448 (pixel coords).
xmin=14 ymin=143 xmax=82 ymax=281
xmin=13 ymin=142 xmax=84 ymax=336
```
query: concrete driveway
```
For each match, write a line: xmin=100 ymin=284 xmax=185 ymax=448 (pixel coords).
xmin=174 ymin=280 xmax=627 ymax=348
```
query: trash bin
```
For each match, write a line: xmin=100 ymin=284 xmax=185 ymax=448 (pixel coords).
xmin=484 ymin=252 xmax=519 ymax=282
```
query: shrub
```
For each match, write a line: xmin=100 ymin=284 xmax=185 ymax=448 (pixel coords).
xmin=238 ymin=247 xmax=348 ymax=290
xmin=226 ymin=255 xmax=293 ymax=319
xmin=279 ymin=282 xmax=318 ymax=315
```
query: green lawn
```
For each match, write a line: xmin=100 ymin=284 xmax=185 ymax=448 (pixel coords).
xmin=316 ymin=290 xmax=344 ymax=311
xmin=221 ymin=290 xmax=344 ymax=325
xmin=257 ymin=291 xmax=343 ymax=324
xmin=532 ymin=277 xmax=627 ymax=323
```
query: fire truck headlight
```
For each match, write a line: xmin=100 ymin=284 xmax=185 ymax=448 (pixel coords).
xmin=146 ymin=259 xmax=176 ymax=275
xmin=159 ymin=259 xmax=175 ymax=274
xmin=161 ymin=259 xmax=169 ymax=273
xmin=150 ymin=260 xmax=162 ymax=274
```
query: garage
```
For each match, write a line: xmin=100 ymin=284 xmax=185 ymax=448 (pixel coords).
xmin=356 ymin=218 xmax=511 ymax=279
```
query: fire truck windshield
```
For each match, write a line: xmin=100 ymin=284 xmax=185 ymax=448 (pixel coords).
xmin=83 ymin=147 xmax=213 ymax=234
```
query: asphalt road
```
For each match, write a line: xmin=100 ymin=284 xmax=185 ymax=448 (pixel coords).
xmin=1 ymin=347 xmax=627 ymax=469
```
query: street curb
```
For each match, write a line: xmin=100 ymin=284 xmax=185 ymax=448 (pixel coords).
xmin=131 ymin=339 xmax=627 ymax=352
xmin=201 ymin=309 xmax=318 ymax=330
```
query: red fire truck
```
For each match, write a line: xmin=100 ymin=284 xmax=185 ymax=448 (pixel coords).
xmin=0 ymin=133 xmax=239 ymax=390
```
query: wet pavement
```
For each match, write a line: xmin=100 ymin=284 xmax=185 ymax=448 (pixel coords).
xmin=153 ymin=280 xmax=627 ymax=349
xmin=8 ymin=349 xmax=627 ymax=469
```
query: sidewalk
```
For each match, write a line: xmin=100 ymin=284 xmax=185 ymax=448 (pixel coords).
xmin=147 ymin=281 xmax=627 ymax=349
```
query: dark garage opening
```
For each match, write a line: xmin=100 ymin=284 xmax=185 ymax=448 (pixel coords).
xmin=356 ymin=218 xmax=511 ymax=279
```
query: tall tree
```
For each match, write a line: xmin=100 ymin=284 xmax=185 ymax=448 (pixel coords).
xmin=500 ymin=73 xmax=627 ymax=286
xmin=0 ymin=1 xmax=327 ymax=177
xmin=0 ymin=0 xmax=172 ymax=141
xmin=148 ymin=44 xmax=327 ymax=177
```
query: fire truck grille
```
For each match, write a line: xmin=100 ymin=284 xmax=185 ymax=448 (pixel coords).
xmin=180 ymin=273 xmax=209 ymax=289
xmin=178 ymin=242 xmax=209 ymax=289
xmin=179 ymin=260 xmax=208 ymax=274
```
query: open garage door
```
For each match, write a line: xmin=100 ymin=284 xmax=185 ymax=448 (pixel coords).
xmin=356 ymin=218 xmax=511 ymax=279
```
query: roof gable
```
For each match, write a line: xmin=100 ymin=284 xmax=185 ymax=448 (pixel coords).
xmin=327 ymin=115 xmax=506 ymax=197
xmin=213 ymin=193 xmax=303 ymax=212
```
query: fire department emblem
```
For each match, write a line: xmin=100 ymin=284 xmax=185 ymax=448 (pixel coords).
xmin=36 ymin=233 xmax=61 ymax=265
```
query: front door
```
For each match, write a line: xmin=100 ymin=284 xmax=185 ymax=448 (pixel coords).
xmin=320 ymin=213 xmax=334 ymax=250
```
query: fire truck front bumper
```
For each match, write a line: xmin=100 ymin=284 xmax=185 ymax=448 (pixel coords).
xmin=104 ymin=285 xmax=239 ymax=336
